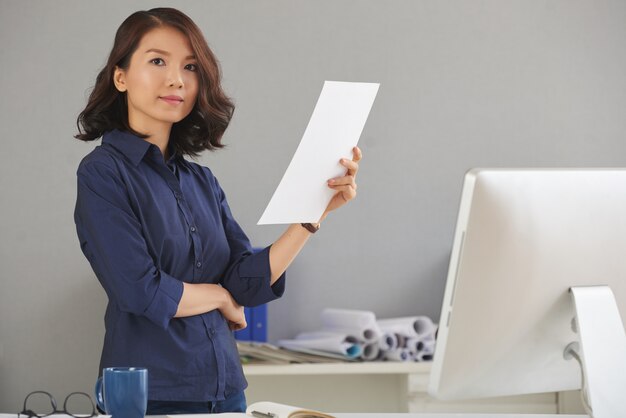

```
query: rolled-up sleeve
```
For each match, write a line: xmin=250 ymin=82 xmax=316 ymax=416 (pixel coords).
xmin=212 ymin=176 xmax=286 ymax=307
xmin=222 ymin=245 xmax=285 ymax=307
xmin=74 ymin=161 xmax=183 ymax=329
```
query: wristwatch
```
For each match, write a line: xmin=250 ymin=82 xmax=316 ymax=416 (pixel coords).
xmin=301 ymin=222 xmax=320 ymax=234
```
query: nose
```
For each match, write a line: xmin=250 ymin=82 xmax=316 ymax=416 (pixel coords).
xmin=168 ymin=70 xmax=184 ymax=89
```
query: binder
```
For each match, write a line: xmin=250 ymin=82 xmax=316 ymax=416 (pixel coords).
xmin=250 ymin=304 xmax=267 ymax=342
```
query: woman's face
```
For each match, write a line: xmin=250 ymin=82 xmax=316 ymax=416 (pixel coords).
xmin=113 ymin=26 xmax=199 ymax=134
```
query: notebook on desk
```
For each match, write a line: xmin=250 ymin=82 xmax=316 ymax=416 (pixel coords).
xmin=168 ymin=401 xmax=335 ymax=418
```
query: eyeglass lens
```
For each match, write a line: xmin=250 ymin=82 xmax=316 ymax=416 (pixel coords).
xmin=21 ymin=391 xmax=96 ymax=418
xmin=64 ymin=392 xmax=97 ymax=417
xmin=21 ymin=391 xmax=55 ymax=417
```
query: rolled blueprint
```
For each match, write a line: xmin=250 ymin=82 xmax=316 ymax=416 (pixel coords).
xmin=313 ymin=326 xmax=379 ymax=343
xmin=378 ymin=332 xmax=398 ymax=351
xmin=406 ymin=336 xmax=423 ymax=353
xmin=415 ymin=343 xmax=435 ymax=362
xmin=360 ymin=342 xmax=381 ymax=361
xmin=278 ymin=334 xmax=363 ymax=359
xmin=321 ymin=308 xmax=377 ymax=329
xmin=394 ymin=333 xmax=408 ymax=349
xmin=278 ymin=310 xmax=438 ymax=363
xmin=385 ymin=348 xmax=412 ymax=362
xmin=294 ymin=331 xmax=362 ymax=349
xmin=406 ymin=336 xmax=436 ymax=362
xmin=320 ymin=308 xmax=382 ymax=343
xmin=377 ymin=316 xmax=436 ymax=339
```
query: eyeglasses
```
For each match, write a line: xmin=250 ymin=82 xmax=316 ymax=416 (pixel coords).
xmin=18 ymin=391 xmax=98 ymax=418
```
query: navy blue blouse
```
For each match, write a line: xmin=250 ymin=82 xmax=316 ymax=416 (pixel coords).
xmin=74 ymin=129 xmax=285 ymax=401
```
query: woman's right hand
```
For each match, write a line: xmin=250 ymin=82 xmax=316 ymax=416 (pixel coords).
xmin=220 ymin=289 xmax=247 ymax=331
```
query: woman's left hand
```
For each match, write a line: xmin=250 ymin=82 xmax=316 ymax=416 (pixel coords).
xmin=323 ymin=146 xmax=362 ymax=216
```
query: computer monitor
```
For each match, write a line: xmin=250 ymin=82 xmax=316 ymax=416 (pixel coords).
xmin=429 ymin=169 xmax=626 ymax=415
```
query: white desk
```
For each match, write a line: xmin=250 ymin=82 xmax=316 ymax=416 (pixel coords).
xmin=293 ymin=415 xmax=587 ymax=418
xmin=243 ymin=362 xmax=580 ymax=413
xmin=0 ymin=412 xmax=589 ymax=417
xmin=156 ymin=415 xmax=587 ymax=418
xmin=113 ymin=414 xmax=590 ymax=418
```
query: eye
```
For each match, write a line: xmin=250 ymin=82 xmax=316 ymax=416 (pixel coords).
xmin=150 ymin=58 xmax=165 ymax=66
xmin=185 ymin=63 xmax=198 ymax=72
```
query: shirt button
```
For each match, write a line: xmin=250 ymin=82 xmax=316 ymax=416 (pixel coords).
xmin=196 ymin=261 xmax=202 ymax=268
xmin=210 ymin=329 xmax=216 ymax=336
xmin=190 ymin=226 xmax=196 ymax=233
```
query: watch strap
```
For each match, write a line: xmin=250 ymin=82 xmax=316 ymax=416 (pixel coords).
xmin=301 ymin=222 xmax=320 ymax=234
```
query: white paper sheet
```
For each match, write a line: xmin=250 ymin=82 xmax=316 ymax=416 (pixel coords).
xmin=258 ymin=81 xmax=380 ymax=224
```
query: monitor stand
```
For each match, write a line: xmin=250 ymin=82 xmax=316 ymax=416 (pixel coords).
xmin=564 ymin=286 xmax=626 ymax=418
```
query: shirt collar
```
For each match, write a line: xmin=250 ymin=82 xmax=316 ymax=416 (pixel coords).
xmin=103 ymin=129 xmax=181 ymax=166
xmin=103 ymin=129 xmax=151 ymax=166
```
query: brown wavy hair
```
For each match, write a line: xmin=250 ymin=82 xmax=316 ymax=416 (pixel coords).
xmin=75 ymin=8 xmax=234 ymax=156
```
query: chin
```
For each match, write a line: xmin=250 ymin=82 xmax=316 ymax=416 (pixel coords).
xmin=159 ymin=114 xmax=188 ymax=125
xmin=166 ymin=111 xmax=193 ymax=124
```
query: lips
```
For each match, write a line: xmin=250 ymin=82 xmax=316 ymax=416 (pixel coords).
xmin=160 ymin=95 xmax=183 ymax=104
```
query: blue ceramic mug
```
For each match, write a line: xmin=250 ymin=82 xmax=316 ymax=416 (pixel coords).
xmin=95 ymin=367 xmax=148 ymax=418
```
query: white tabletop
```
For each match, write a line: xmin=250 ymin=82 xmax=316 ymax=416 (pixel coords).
xmin=156 ymin=415 xmax=588 ymax=418
xmin=330 ymin=415 xmax=588 ymax=418
xmin=160 ymin=415 xmax=587 ymax=418
xmin=0 ymin=414 xmax=590 ymax=418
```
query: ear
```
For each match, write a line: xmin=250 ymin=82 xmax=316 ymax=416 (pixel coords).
xmin=113 ymin=66 xmax=127 ymax=92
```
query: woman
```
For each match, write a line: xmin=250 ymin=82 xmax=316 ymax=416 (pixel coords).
xmin=74 ymin=7 xmax=360 ymax=415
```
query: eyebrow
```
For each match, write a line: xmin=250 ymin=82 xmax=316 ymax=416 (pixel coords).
xmin=145 ymin=48 xmax=196 ymax=60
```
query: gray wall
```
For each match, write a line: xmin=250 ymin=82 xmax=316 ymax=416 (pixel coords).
xmin=1 ymin=0 xmax=626 ymax=411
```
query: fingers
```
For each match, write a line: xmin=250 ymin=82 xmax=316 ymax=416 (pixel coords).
xmin=342 ymin=159 xmax=359 ymax=177
xmin=229 ymin=323 xmax=240 ymax=331
xmin=329 ymin=183 xmax=357 ymax=201
xmin=229 ymin=320 xmax=247 ymax=331
xmin=328 ymin=176 xmax=357 ymax=189
xmin=353 ymin=146 xmax=362 ymax=162
xmin=329 ymin=157 xmax=358 ymax=187
xmin=325 ymin=147 xmax=362 ymax=205
xmin=333 ymin=147 xmax=362 ymax=177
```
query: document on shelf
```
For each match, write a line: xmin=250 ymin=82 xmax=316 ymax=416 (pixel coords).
xmin=258 ymin=80 xmax=380 ymax=225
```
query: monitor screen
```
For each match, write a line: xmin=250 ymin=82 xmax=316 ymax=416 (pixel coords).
xmin=429 ymin=169 xmax=626 ymax=401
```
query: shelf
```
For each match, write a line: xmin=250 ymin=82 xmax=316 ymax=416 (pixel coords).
xmin=243 ymin=360 xmax=431 ymax=376
xmin=242 ymin=361 xmax=564 ymax=413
